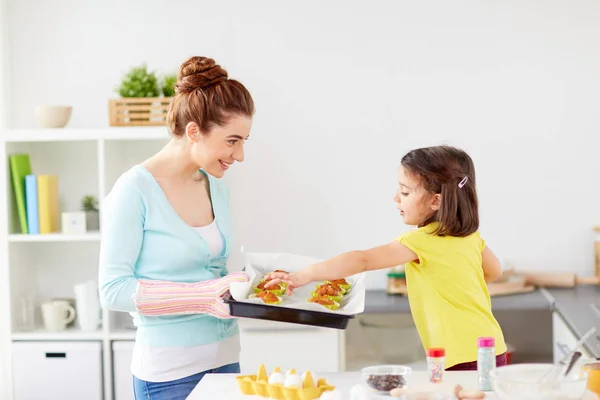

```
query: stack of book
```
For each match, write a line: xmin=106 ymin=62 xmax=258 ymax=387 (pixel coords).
xmin=9 ymin=154 xmax=59 ymax=234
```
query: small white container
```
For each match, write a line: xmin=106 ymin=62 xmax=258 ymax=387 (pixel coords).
xmin=61 ymin=211 xmax=87 ymax=234
xmin=74 ymin=280 xmax=101 ymax=331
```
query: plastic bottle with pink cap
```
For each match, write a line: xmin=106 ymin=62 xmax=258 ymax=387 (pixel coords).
xmin=477 ymin=336 xmax=496 ymax=391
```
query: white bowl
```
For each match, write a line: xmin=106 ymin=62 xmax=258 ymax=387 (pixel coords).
xmin=490 ymin=363 xmax=589 ymax=400
xmin=34 ymin=106 xmax=72 ymax=128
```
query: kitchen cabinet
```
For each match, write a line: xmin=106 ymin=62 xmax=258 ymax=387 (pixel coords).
xmin=112 ymin=341 xmax=135 ymax=400
xmin=238 ymin=319 xmax=342 ymax=374
xmin=344 ymin=314 xmax=424 ymax=371
xmin=552 ymin=311 xmax=591 ymax=363
xmin=11 ymin=341 xmax=103 ymax=400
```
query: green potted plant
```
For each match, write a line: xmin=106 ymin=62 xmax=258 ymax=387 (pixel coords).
xmin=81 ymin=195 xmax=99 ymax=231
xmin=162 ymin=74 xmax=177 ymax=97
xmin=110 ymin=64 xmax=162 ymax=125
xmin=117 ymin=64 xmax=160 ymax=98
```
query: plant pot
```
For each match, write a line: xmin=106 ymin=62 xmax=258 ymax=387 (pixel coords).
xmin=85 ymin=211 xmax=99 ymax=232
xmin=108 ymin=97 xmax=171 ymax=126
xmin=126 ymin=99 xmax=153 ymax=122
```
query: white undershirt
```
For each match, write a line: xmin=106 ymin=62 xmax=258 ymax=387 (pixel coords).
xmin=131 ymin=220 xmax=241 ymax=382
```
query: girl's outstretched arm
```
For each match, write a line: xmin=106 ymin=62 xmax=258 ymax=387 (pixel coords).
xmin=482 ymin=246 xmax=502 ymax=283
xmin=266 ymin=242 xmax=418 ymax=293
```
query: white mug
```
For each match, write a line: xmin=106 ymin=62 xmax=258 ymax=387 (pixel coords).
xmin=41 ymin=301 xmax=76 ymax=332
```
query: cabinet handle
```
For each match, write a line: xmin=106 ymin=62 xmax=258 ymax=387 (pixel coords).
xmin=45 ymin=352 xmax=66 ymax=358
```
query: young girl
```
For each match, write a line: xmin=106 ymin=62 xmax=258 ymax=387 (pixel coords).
xmin=266 ymin=145 xmax=507 ymax=370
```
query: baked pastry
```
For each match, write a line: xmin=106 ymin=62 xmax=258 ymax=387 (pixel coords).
xmin=324 ymin=278 xmax=350 ymax=293
xmin=308 ymin=295 xmax=340 ymax=310
xmin=252 ymin=280 xmax=286 ymax=296
xmin=249 ymin=290 xmax=283 ymax=305
xmin=311 ymin=283 xmax=343 ymax=302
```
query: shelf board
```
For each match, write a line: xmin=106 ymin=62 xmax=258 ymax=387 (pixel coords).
xmin=1 ymin=127 xmax=170 ymax=142
xmin=8 ymin=232 xmax=101 ymax=242
xmin=109 ymin=329 xmax=137 ymax=340
xmin=12 ymin=327 xmax=104 ymax=341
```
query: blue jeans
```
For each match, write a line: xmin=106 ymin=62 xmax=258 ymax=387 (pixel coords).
xmin=132 ymin=363 xmax=240 ymax=400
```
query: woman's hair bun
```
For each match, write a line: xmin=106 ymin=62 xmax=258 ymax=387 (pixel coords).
xmin=175 ymin=56 xmax=228 ymax=94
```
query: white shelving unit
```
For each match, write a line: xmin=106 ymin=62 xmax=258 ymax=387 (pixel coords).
xmin=0 ymin=127 xmax=169 ymax=400
xmin=8 ymin=232 xmax=101 ymax=242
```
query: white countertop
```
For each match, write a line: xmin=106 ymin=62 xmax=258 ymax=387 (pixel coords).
xmin=187 ymin=370 xmax=598 ymax=399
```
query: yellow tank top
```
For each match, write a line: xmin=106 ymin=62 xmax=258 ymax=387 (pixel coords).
xmin=396 ymin=223 xmax=507 ymax=368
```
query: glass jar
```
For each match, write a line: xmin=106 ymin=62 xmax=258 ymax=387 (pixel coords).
xmin=477 ymin=337 xmax=496 ymax=391
xmin=386 ymin=271 xmax=407 ymax=295
xmin=427 ymin=348 xmax=445 ymax=383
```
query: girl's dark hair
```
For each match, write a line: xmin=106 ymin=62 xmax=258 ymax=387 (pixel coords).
xmin=401 ymin=145 xmax=479 ymax=237
xmin=167 ymin=56 xmax=255 ymax=136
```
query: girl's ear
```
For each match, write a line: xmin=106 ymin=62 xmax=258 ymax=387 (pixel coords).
xmin=430 ymin=193 xmax=442 ymax=211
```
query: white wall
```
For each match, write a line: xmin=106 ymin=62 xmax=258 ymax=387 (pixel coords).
xmin=0 ymin=0 xmax=11 ymax=395
xmin=7 ymin=0 xmax=600 ymax=289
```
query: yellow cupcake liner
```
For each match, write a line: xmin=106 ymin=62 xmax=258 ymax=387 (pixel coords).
xmin=235 ymin=365 xmax=335 ymax=400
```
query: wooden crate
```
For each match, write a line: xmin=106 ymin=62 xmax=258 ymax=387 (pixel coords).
xmin=108 ymin=97 xmax=172 ymax=126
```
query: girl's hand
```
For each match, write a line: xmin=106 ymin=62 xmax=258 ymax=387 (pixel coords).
xmin=264 ymin=271 xmax=312 ymax=295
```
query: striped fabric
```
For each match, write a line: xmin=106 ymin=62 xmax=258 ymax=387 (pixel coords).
xmin=134 ymin=272 xmax=249 ymax=319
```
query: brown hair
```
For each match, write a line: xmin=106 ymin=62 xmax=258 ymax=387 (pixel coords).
xmin=401 ymin=145 xmax=479 ymax=237
xmin=166 ymin=56 xmax=255 ymax=137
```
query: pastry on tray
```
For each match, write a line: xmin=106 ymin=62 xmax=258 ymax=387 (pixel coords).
xmin=252 ymin=280 xmax=286 ymax=296
xmin=307 ymin=295 xmax=340 ymax=310
xmin=324 ymin=278 xmax=351 ymax=293
xmin=249 ymin=290 xmax=283 ymax=305
xmin=310 ymin=283 xmax=344 ymax=302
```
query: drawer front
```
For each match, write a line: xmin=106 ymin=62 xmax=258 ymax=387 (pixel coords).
xmin=239 ymin=321 xmax=340 ymax=374
xmin=551 ymin=312 xmax=592 ymax=362
xmin=112 ymin=341 xmax=135 ymax=400
xmin=12 ymin=341 xmax=103 ymax=400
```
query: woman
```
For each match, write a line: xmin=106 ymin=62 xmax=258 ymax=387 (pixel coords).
xmin=98 ymin=56 xmax=254 ymax=400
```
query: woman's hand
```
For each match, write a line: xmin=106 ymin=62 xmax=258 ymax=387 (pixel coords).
xmin=264 ymin=270 xmax=312 ymax=295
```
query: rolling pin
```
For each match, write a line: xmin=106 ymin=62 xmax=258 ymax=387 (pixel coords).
xmin=521 ymin=272 xmax=600 ymax=288
xmin=389 ymin=385 xmax=485 ymax=399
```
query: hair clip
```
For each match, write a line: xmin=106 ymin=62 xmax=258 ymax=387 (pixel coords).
xmin=458 ymin=176 xmax=468 ymax=188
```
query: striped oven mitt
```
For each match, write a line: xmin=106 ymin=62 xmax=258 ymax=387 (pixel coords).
xmin=134 ymin=271 xmax=249 ymax=319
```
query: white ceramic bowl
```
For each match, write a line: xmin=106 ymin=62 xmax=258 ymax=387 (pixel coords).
xmin=34 ymin=106 xmax=72 ymax=128
xmin=490 ymin=363 xmax=589 ymax=400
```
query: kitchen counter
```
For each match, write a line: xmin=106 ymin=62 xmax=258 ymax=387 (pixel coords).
xmin=188 ymin=370 xmax=597 ymax=399
xmin=364 ymin=290 xmax=552 ymax=313
xmin=195 ymin=287 xmax=600 ymax=398
xmin=364 ymin=286 xmax=600 ymax=359
xmin=547 ymin=286 xmax=600 ymax=359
